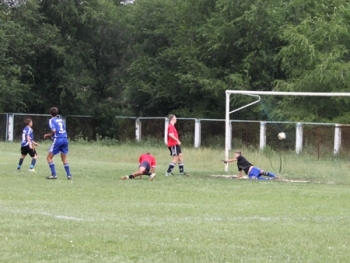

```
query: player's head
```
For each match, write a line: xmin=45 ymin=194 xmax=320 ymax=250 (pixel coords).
xmin=50 ymin=107 xmax=59 ymax=117
xmin=25 ymin=118 xmax=32 ymax=127
xmin=234 ymin=151 xmax=242 ymax=157
xmin=169 ymin=114 xmax=177 ymax=124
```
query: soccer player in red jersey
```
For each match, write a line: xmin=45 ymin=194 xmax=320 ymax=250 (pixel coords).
xmin=165 ymin=114 xmax=189 ymax=176
xmin=121 ymin=153 xmax=157 ymax=181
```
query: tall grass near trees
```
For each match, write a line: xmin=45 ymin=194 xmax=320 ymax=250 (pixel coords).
xmin=1 ymin=141 xmax=350 ymax=262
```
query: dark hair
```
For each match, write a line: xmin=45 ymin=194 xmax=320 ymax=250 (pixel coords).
xmin=234 ymin=151 xmax=242 ymax=155
xmin=50 ymin=107 xmax=59 ymax=116
xmin=24 ymin=118 xmax=32 ymax=126
xmin=168 ymin=114 xmax=176 ymax=121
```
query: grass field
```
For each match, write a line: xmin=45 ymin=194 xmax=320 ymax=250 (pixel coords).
xmin=1 ymin=141 xmax=350 ymax=262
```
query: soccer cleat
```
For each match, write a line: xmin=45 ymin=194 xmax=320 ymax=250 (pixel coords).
xmin=121 ymin=175 xmax=129 ymax=180
xmin=67 ymin=175 xmax=72 ymax=180
xmin=17 ymin=167 xmax=20 ymax=170
xmin=45 ymin=175 xmax=57 ymax=180
xmin=29 ymin=168 xmax=36 ymax=172
xmin=179 ymin=172 xmax=189 ymax=176
xmin=149 ymin=173 xmax=156 ymax=181
xmin=165 ymin=172 xmax=173 ymax=177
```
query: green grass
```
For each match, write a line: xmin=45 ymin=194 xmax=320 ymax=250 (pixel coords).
xmin=1 ymin=141 xmax=350 ymax=262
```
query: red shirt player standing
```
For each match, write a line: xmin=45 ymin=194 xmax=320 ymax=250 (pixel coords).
xmin=121 ymin=153 xmax=157 ymax=181
xmin=165 ymin=114 xmax=189 ymax=176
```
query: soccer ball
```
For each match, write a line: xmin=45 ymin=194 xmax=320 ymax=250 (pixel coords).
xmin=278 ymin=132 xmax=286 ymax=140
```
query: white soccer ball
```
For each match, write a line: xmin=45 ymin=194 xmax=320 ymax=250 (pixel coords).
xmin=278 ymin=132 xmax=286 ymax=140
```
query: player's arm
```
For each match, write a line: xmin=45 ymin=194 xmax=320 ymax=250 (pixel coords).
xmin=27 ymin=134 xmax=33 ymax=149
xmin=236 ymin=170 xmax=243 ymax=179
xmin=150 ymin=157 xmax=156 ymax=173
xmin=222 ymin=157 xmax=237 ymax=163
xmin=44 ymin=129 xmax=55 ymax=139
xmin=168 ymin=133 xmax=181 ymax=145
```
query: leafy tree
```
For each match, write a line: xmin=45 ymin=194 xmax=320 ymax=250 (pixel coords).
xmin=275 ymin=0 xmax=350 ymax=122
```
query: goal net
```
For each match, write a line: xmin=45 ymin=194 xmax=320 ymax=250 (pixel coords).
xmin=224 ymin=91 xmax=350 ymax=175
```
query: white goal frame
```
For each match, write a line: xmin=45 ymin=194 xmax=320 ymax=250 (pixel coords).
xmin=225 ymin=91 xmax=350 ymax=172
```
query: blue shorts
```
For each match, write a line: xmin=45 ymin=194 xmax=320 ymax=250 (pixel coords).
xmin=140 ymin=161 xmax=151 ymax=173
xmin=49 ymin=138 xmax=69 ymax=155
xmin=248 ymin=167 xmax=261 ymax=179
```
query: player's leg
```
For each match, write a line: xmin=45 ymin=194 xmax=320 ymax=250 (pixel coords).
xmin=28 ymin=148 xmax=37 ymax=172
xmin=177 ymin=146 xmax=189 ymax=176
xmin=122 ymin=166 xmax=147 ymax=180
xmin=141 ymin=162 xmax=156 ymax=181
xmin=166 ymin=146 xmax=178 ymax=176
xmin=46 ymin=140 xmax=58 ymax=179
xmin=46 ymin=152 xmax=57 ymax=179
xmin=260 ymin=170 xmax=278 ymax=179
xmin=17 ymin=147 xmax=27 ymax=170
xmin=60 ymin=139 xmax=71 ymax=179
xmin=248 ymin=167 xmax=261 ymax=180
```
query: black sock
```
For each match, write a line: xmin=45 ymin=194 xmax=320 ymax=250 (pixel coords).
xmin=128 ymin=175 xmax=134 ymax=179
xmin=179 ymin=163 xmax=184 ymax=173
xmin=167 ymin=163 xmax=175 ymax=173
xmin=18 ymin=158 xmax=24 ymax=167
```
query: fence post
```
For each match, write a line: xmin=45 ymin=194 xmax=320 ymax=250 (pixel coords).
xmin=7 ymin=113 xmax=14 ymax=142
xmin=259 ymin=121 xmax=266 ymax=150
xmin=135 ymin=118 xmax=141 ymax=142
xmin=334 ymin=124 xmax=341 ymax=155
xmin=194 ymin=119 xmax=201 ymax=148
xmin=296 ymin=122 xmax=303 ymax=154
xmin=5 ymin=113 xmax=8 ymax=142
xmin=164 ymin=118 xmax=169 ymax=145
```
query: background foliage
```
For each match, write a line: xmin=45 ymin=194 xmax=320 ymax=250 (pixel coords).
xmin=1 ymin=0 xmax=350 ymax=136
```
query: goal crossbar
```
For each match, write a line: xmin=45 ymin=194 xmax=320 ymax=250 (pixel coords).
xmin=225 ymin=90 xmax=350 ymax=172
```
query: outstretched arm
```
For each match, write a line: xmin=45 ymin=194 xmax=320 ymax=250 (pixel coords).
xmin=222 ymin=157 xmax=237 ymax=163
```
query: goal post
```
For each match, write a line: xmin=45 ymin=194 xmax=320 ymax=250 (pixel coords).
xmin=225 ymin=91 xmax=350 ymax=172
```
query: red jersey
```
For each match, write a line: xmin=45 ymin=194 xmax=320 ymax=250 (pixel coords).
xmin=139 ymin=153 xmax=156 ymax=167
xmin=167 ymin=123 xmax=179 ymax=147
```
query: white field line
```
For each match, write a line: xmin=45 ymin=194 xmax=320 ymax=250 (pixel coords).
xmin=2 ymin=208 xmax=349 ymax=225
xmin=0 ymin=208 xmax=83 ymax=221
xmin=211 ymin=174 xmax=310 ymax=183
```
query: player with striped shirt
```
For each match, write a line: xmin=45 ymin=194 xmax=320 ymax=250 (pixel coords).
xmin=17 ymin=118 xmax=39 ymax=172
xmin=44 ymin=107 xmax=72 ymax=180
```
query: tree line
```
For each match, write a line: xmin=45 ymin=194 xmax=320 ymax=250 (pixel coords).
xmin=1 ymin=0 xmax=350 ymax=137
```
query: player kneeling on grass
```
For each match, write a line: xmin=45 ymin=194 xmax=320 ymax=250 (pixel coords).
xmin=17 ymin=118 xmax=39 ymax=172
xmin=223 ymin=151 xmax=278 ymax=180
xmin=121 ymin=153 xmax=157 ymax=181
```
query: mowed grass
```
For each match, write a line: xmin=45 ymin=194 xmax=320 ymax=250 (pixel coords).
xmin=1 ymin=141 xmax=350 ymax=262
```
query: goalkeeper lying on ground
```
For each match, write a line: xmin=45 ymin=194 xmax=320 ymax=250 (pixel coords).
xmin=223 ymin=151 xmax=278 ymax=180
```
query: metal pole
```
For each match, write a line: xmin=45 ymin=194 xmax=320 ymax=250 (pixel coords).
xmin=164 ymin=118 xmax=169 ymax=145
xmin=194 ymin=119 xmax=201 ymax=148
xmin=296 ymin=122 xmax=303 ymax=154
xmin=259 ymin=121 xmax=266 ymax=150
xmin=334 ymin=124 xmax=341 ymax=155
xmin=225 ymin=91 xmax=230 ymax=172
